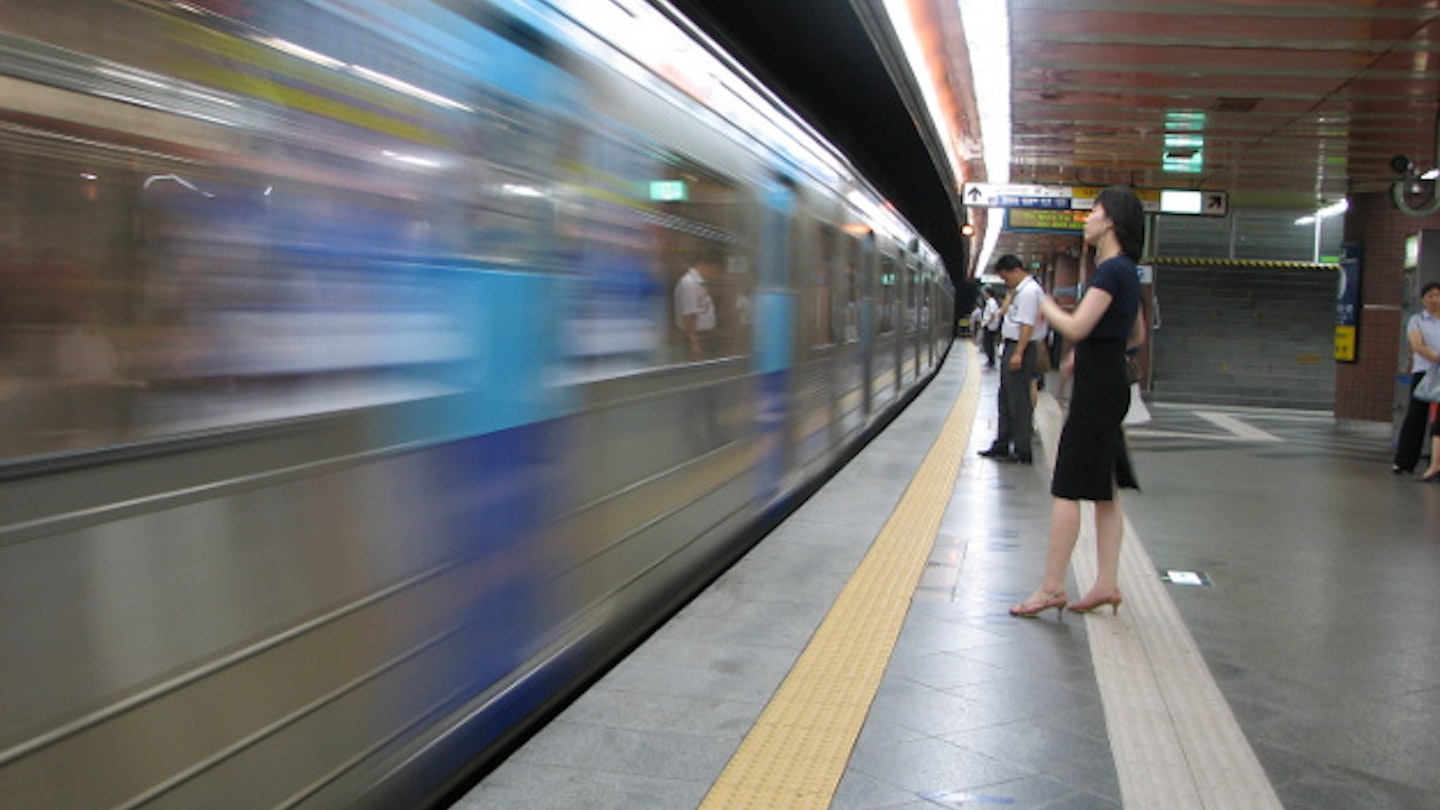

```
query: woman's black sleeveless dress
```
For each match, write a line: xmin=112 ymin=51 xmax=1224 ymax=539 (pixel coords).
xmin=1051 ymin=256 xmax=1140 ymax=501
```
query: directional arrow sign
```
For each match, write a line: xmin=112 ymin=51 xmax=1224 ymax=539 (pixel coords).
xmin=962 ymin=182 xmax=1070 ymax=208
xmin=1203 ymin=190 xmax=1229 ymax=217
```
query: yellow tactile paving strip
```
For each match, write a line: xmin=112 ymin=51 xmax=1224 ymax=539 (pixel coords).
xmin=698 ymin=351 xmax=982 ymax=810
xmin=1033 ymin=394 xmax=1284 ymax=810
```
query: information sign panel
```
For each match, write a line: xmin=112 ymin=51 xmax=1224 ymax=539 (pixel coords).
xmin=962 ymin=182 xmax=1069 ymax=208
xmin=1334 ymin=241 xmax=1361 ymax=362
xmin=1007 ymin=208 xmax=1086 ymax=233
xmin=965 ymin=182 xmax=1223 ymax=216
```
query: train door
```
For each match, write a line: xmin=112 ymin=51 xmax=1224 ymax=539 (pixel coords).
xmin=753 ymin=175 xmax=797 ymax=507
xmin=859 ymin=229 xmax=876 ymax=417
xmin=906 ymin=253 xmax=920 ymax=383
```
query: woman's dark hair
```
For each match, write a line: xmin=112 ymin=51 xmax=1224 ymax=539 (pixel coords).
xmin=1096 ymin=186 xmax=1146 ymax=262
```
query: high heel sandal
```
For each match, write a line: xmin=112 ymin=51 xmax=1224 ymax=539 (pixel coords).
xmin=1421 ymin=470 xmax=1440 ymax=483
xmin=1009 ymin=590 xmax=1067 ymax=618
xmin=1068 ymin=592 xmax=1123 ymax=615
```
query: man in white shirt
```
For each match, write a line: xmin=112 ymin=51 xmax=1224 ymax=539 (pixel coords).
xmin=980 ymin=255 xmax=1048 ymax=464
xmin=674 ymin=252 xmax=722 ymax=361
xmin=1395 ymin=281 xmax=1440 ymax=474
xmin=981 ymin=288 xmax=1001 ymax=368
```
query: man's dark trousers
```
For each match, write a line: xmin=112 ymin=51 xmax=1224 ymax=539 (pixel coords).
xmin=992 ymin=339 xmax=1037 ymax=459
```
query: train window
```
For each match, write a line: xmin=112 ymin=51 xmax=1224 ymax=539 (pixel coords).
xmin=809 ymin=223 xmax=836 ymax=349
xmin=922 ymin=280 xmax=933 ymax=332
xmin=906 ymin=261 xmax=920 ymax=333
xmin=0 ymin=120 xmax=481 ymax=463
xmin=835 ymin=237 xmax=861 ymax=344
xmin=655 ymin=157 xmax=749 ymax=365
xmin=4 ymin=0 xmax=623 ymax=462
xmin=878 ymin=254 xmax=898 ymax=335
xmin=558 ymin=136 xmax=749 ymax=378
xmin=461 ymin=93 xmax=565 ymax=270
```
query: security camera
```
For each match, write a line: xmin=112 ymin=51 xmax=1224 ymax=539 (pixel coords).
xmin=1391 ymin=155 xmax=1414 ymax=175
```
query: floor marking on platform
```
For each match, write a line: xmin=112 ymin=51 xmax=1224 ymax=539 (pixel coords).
xmin=1193 ymin=410 xmax=1282 ymax=441
xmin=698 ymin=352 xmax=981 ymax=810
xmin=1128 ymin=409 xmax=1282 ymax=443
xmin=1034 ymin=395 xmax=1284 ymax=810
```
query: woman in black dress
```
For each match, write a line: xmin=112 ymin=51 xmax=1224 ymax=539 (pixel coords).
xmin=1010 ymin=186 xmax=1146 ymax=618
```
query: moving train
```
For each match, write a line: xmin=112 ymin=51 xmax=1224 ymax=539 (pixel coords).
xmin=0 ymin=0 xmax=953 ymax=806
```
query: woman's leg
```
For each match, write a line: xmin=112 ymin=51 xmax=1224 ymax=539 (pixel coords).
xmin=1089 ymin=498 xmax=1125 ymax=597
xmin=1423 ymin=431 xmax=1440 ymax=480
xmin=1039 ymin=497 xmax=1081 ymax=594
xmin=1010 ymin=497 xmax=1080 ymax=615
xmin=1068 ymin=496 xmax=1125 ymax=613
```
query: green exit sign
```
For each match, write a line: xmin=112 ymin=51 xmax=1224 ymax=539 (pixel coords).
xmin=649 ymin=180 xmax=688 ymax=202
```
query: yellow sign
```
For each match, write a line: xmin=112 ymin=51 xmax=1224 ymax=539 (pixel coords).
xmin=1071 ymin=186 xmax=1162 ymax=211
xmin=1334 ymin=325 xmax=1356 ymax=362
xmin=1007 ymin=208 xmax=1087 ymax=232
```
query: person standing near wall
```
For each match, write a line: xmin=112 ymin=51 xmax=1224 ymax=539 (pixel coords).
xmin=1393 ymin=281 xmax=1440 ymax=475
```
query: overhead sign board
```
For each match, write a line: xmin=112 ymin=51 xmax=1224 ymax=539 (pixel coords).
xmin=1070 ymin=185 xmax=1160 ymax=212
xmin=1007 ymin=208 xmax=1087 ymax=233
xmin=963 ymin=182 xmax=1226 ymax=217
xmin=962 ymin=182 xmax=1070 ymax=210
xmin=1159 ymin=189 xmax=1229 ymax=217
xmin=1202 ymin=190 xmax=1229 ymax=217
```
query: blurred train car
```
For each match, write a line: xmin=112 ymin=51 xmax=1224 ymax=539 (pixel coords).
xmin=0 ymin=0 xmax=953 ymax=807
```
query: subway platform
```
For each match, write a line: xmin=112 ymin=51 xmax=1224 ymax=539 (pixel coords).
xmin=452 ymin=344 xmax=1440 ymax=810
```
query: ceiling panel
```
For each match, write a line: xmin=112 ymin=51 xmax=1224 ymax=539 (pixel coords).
xmin=953 ymin=0 xmax=1440 ymax=268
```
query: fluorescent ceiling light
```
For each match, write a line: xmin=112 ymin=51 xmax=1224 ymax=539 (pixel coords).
xmin=1160 ymin=189 xmax=1202 ymax=214
xmin=883 ymin=0 xmax=965 ymax=189
xmin=957 ymin=0 xmax=1011 ymax=274
xmin=1294 ymin=198 xmax=1348 ymax=225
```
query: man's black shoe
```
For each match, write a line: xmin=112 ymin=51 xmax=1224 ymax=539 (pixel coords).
xmin=1008 ymin=453 xmax=1033 ymax=465
xmin=978 ymin=447 xmax=1009 ymax=458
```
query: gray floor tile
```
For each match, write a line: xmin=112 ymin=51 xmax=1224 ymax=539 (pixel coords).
xmin=508 ymin=720 xmax=723 ymax=772
xmin=845 ymin=733 xmax=1028 ymax=798
xmin=829 ymin=768 xmax=922 ymax=810
xmin=454 ymin=765 xmax=710 ymax=810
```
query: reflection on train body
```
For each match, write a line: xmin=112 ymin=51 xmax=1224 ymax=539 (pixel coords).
xmin=0 ymin=1 xmax=953 ymax=807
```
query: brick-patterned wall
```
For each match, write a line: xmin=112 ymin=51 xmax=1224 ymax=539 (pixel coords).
xmin=1337 ymin=192 xmax=1440 ymax=422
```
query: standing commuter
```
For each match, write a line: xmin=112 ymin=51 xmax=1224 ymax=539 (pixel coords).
xmin=979 ymin=255 xmax=1047 ymax=464
xmin=1010 ymin=186 xmax=1145 ymax=618
xmin=674 ymin=251 xmax=723 ymax=361
xmin=1393 ymin=282 xmax=1440 ymax=475
xmin=981 ymin=288 xmax=1001 ymax=368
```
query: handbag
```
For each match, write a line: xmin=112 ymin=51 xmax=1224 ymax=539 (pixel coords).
xmin=1124 ymin=383 xmax=1151 ymax=426
xmin=1416 ymin=370 xmax=1440 ymax=403
xmin=1124 ymin=353 xmax=1142 ymax=385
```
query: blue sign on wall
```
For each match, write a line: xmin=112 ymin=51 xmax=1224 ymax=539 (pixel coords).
xmin=1335 ymin=241 xmax=1361 ymax=362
